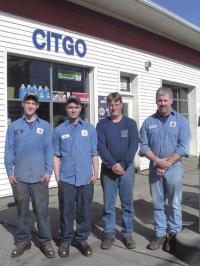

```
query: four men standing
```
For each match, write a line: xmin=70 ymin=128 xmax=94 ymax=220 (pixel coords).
xmin=4 ymin=88 xmax=190 ymax=257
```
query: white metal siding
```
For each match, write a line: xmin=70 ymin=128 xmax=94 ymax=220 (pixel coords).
xmin=0 ymin=12 xmax=200 ymax=196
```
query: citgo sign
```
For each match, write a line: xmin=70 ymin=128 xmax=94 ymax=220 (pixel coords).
xmin=32 ymin=29 xmax=87 ymax=57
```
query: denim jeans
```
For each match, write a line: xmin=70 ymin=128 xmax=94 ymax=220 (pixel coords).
xmin=12 ymin=181 xmax=52 ymax=244
xmin=101 ymin=165 xmax=135 ymax=237
xmin=58 ymin=181 xmax=94 ymax=244
xmin=149 ymin=161 xmax=183 ymax=237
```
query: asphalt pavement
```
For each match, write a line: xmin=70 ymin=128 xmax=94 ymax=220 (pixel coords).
xmin=0 ymin=156 xmax=199 ymax=266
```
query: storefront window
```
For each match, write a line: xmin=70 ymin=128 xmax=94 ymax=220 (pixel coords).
xmin=7 ymin=55 xmax=90 ymax=126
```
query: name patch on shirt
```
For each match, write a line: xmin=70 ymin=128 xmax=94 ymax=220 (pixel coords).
xmin=15 ymin=129 xmax=23 ymax=134
xmin=37 ymin=128 xmax=44 ymax=134
xmin=62 ymin=133 xmax=70 ymax=139
xmin=81 ymin=130 xmax=88 ymax=136
xmin=170 ymin=121 xmax=177 ymax=127
xmin=149 ymin=125 xmax=157 ymax=129
xmin=121 ymin=130 xmax=128 ymax=138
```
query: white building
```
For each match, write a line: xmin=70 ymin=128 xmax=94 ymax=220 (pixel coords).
xmin=0 ymin=0 xmax=200 ymax=198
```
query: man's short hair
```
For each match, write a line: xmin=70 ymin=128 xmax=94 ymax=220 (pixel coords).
xmin=106 ymin=92 xmax=122 ymax=104
xmin=156 ymin=87 xmax=173 ymax=99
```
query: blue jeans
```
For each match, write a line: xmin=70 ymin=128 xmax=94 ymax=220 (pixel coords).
xmin=12 ymin=181 xmax=52 ymax=244
xmin=101 ymin=165 xmax=135 ymax=237
xmin=149 ymin=161 xmax=183 ymax=237
xmin=58 ymin=181 xmax=94 ymax=244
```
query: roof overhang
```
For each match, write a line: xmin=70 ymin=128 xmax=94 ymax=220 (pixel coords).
xmin=67 ymin=0 xmax=200 ymax=51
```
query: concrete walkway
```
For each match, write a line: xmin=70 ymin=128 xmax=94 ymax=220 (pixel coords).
xmin=0 ymin=156 xmax=199 ymax=266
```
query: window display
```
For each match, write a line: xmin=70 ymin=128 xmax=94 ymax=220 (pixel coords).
xmin=7 ymin=55 xmax=90 ymax=126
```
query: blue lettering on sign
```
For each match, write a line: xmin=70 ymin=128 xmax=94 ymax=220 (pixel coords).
xmin=32 ymin=28 xmax=87 ymax=57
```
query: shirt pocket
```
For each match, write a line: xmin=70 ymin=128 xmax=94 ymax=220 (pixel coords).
xmin=61 ymin=137 xmax=73 ymax=153
xmin=15 ymin=131 xmax=25 ymax=150
xmin=80 ymin=135 xmax=91 ymax=152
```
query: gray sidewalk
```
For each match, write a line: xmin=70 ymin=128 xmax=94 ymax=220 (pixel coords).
xmin=0 ymin=156 xmax=199 ymax=266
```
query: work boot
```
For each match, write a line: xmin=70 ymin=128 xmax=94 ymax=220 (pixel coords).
xmin=163 ymin=233 xmax=176 ymax=253
xmin=11 ymin=241 xmax=31 ymax=257
xmin=75 ymin=240 xmax=92 ymax=257
xmin=58 ymin=242 xmax=70 ymax=257
xmin=101 ymin=235 xmax=115 ymax=250
xmin=123 ymin=235 xmax=136 ymax=249
xmin=147 ymin=236 xmax=166 ymax=250
xmin=40 ymin=243 xmax=55 ymax=258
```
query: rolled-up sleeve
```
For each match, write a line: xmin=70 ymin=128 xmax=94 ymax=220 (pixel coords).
xmin=175 ymin=116 xmax=191 ymax=157
xmin=4 ymin=125 xmax=15 ymax=177
xmin=44 ymin=124 xmax=53 ymax=175
xmin=53 ymin=128 xmax=61 ymax=157
xmin=139 ymin=120 xmax=151 ymax=157
xmin=90 ymin=127 xmax=98 ymax=157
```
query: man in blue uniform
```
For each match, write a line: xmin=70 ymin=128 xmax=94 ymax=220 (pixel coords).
xmin=139 ymin=87 xmax=190 ymax=252
xmin=53 ymin=96 xmax=99 ymax=258
xmin=4 ymin=93 xmax=55 ymax=258
xmin=96 ymin=92 xmax=139 ymax=250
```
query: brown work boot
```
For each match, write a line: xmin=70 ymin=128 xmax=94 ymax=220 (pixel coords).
xmin=40 ymin=243 xmax=55 ymax=258
xmin=147 ymin=236 xmax=166 ymax=250
xmin=11 ymin=242 xmax=31 ymax=257
xmin=123 ymin=235 xmax=136 ymax=249
xmin=75 ymin=240 xmax=92 ymax=257
xmin=58 ymin=242 xmax=70 ymax=257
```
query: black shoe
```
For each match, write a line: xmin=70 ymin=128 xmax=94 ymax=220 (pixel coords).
xmin=101 ymin=236 xmax=115 ymax=250
xmin=58 ymin=242 xmax=70 ymax=257
xmin=11 ymin=242 xmax=31 ymax=257
xmin=75 ymin=240 xmax=92 ymax=257
xmin=163 ymin=233 xmax=176 ymax=253
xmin=123 ymin=235 xmax=136 ymax=249
xmin=40 ymin=243 xmax=55 ymax=258
xmin=147 ymin=236 xmax=166 ymax=250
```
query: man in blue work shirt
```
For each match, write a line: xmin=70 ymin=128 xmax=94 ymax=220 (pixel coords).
xmin=4 ymin=93 xmax=55 ymax=258
xmin=96 ymin=92 xmax=139 ymax=250
xmin=139 ymin=87 xmax=190 ymax=252
xmin=53 ymin=96 xmax=99 ymax=258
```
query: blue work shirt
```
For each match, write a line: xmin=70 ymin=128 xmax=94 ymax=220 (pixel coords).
xmin=4 ymin=116 xmax=53 ymax=183
xmin=139 ymin=110 xmax=190 ymax=160
xmin=53 ymin=119 xmax=98 ymax=186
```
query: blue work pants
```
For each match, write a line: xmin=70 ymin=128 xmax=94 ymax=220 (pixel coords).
xmin=149 ymin=161 xmax=183 ymax=237
xmin=58 ymin=181 xmax=94 ymax=244
xmin=12 ymin=181 xmax=52 ymax=244
xmin=101 ymin=165 xmax=135 ymax=237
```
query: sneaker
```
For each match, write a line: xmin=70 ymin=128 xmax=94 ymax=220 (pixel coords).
xmin=40 ymin=243 xmax=55 ymax=258
xmin=123 ymin=235 xmax=136 ymax=249
xmin=11 ymin=242 xmax=31 ymax=257
xmin=75 ymin=240 xmax=92 ymax=257
xmin=147 ymin=236 xmax=166 ymax=250
xmin=101 ymin=236 xmax=115 ymax=250
xmin=163 ymin=233 xmax=176 ymax=253
xmin=58 ymin=242 xmax=70 ymax=257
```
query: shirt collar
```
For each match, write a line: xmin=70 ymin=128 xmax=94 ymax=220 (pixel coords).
xmin=156 ymin=109 xmax=175 ymax=118
xmin=22 ymin=115 xmax=39 ymax=123
xmin=65 ymin=118 xmax=84 ymax=126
